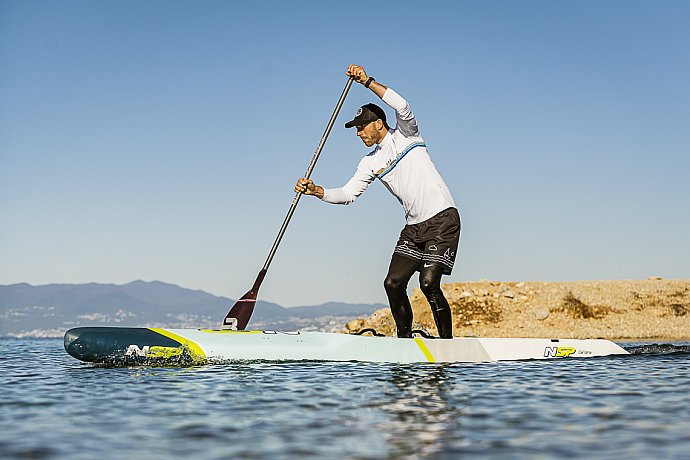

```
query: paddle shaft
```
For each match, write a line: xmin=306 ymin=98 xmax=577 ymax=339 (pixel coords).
xmin=261 ymin=76 xmax=354 ymax=272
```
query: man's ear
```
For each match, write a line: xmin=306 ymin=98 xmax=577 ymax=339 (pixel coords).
xmin=376 ymin=119 xmax=384 ymax=130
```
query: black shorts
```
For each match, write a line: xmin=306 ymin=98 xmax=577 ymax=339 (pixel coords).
xmin=393 ymin=207 xmax=461 ymax=275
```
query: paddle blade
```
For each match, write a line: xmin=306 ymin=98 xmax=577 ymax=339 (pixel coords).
xmin=223 ymin=269 xmax=267 ymax=330
xmin=224 ymin=293 xmax=256 ymax=330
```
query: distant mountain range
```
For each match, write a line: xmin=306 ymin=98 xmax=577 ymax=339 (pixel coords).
xmin=0 ymin=281 xmax=385 ymax=337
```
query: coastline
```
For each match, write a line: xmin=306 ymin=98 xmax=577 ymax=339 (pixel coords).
xmin=345 ymin=278 xmax=690 ymax=340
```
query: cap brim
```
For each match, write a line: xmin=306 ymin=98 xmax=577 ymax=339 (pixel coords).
xmin=345 ymin=113 xmax=374 ymax=128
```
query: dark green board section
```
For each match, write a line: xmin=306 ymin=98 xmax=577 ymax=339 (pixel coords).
xmin=64 ymin=327 xmax=181 ymax=364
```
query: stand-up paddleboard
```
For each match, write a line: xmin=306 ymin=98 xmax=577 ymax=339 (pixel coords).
xmin=63 ymin=327 xmax=629 ymax=365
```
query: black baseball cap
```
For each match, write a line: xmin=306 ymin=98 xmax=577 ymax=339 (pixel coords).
xmin=344 ymin=103 xmax=387 ymax=128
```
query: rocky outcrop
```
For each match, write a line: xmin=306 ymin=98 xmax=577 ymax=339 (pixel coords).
xmin=345 ymin=278 xmax=690 ymax=340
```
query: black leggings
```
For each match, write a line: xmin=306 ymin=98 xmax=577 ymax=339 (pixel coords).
xmin=383 ymin=254 xmax=453 ymax=339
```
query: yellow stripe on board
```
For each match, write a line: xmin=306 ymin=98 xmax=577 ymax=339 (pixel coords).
xmin=149 ymin=328 xmax=207 ymax=362
xmin=414 ymin=338 xmax=436 ymax=363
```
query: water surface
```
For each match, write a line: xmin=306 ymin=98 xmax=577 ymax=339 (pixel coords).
xmin=1 ymin=338 xmax=688 ymax=459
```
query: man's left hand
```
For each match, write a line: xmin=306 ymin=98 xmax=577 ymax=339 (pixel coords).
xmin=346 ymin=64 xmax=368 ymax=85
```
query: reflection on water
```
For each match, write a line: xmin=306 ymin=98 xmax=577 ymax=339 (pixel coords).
xmin=373 ymin=365 xmax=463 ymax=458
xmin=1 ymin=338 xmax=689 ymax=459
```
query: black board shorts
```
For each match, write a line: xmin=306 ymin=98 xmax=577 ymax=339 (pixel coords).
xmin=393 ymin=207 xmax=461 ymax=275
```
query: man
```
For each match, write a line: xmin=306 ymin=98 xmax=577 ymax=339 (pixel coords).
xmin=295 ymin=64 xmax=461 ymax=339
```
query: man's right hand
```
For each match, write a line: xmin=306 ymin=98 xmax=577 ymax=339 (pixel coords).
xmin=295 ymin=178 xmax=324 ymax=199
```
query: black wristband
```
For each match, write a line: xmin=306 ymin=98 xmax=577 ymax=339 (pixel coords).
xmin=364 ymin=76 xmax=375 ymax=88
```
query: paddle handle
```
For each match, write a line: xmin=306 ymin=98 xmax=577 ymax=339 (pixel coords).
xmin=261 ymin=76 xmax=354 ymax=271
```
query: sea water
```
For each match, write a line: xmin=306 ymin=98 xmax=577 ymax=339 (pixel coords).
xmin=1 ymin=338 xmax=688 ymax=459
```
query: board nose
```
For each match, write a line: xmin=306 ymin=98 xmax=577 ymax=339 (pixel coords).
xmin=63 ymin=328 xmax=88 ymax=361
xmin=64 ymin=327 xmax=115 ymax=362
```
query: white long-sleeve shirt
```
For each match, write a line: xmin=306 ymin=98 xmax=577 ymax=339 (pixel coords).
xmin=322 ymin=88 xmax=457 ymax=225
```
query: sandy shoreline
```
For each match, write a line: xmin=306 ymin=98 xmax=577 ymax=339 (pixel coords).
xmin=345 ymin=278 xmax=690 ymax=340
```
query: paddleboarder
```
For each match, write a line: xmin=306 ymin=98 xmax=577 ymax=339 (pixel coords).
xmin=296 ymin=64 xmax=461 ymax=339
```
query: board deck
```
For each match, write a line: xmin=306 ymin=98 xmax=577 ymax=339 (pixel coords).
xmin=63 ymin=327 xmax=630 ymax=365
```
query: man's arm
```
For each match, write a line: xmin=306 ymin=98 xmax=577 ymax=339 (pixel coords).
xmin=295 ymin=158 xmax=375 ymax=205
xmin=347 ymin=64 xmax=419 ymax=137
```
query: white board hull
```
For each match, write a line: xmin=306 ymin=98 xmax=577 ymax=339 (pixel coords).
xmin=64 ymin=327 xmax=630 ymax=364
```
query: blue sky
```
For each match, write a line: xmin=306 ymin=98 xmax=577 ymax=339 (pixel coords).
xmin=1 ymin=0 xmax=688 ymax=307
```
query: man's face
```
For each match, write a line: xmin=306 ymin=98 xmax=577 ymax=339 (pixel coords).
xmin=356 ymin=120 xmax=381 ymax=147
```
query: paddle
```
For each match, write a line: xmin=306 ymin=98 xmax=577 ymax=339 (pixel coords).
xmin=222 ymin=76 xmax=355 ymax=330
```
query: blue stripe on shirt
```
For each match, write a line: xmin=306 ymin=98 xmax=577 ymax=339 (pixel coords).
xmin=375 ymin=142 xmax=426 ymax=180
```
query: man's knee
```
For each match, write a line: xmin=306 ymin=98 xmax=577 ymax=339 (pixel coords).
xmin=385 ymin=255 xmax=417 ymax=295
xmin=384 ymin=274 xmax=407 ymax=294
xmin=419 ymin=270 xmax=442 ymax=297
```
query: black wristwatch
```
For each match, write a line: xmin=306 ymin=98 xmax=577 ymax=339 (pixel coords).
xmin=364 ymin=76 xmax=375 ymax=88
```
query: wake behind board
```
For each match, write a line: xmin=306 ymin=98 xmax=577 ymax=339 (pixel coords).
xmin=64 ymin=327 xmax=629 ymax=365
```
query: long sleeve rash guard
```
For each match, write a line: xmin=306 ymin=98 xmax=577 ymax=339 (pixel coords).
xmin=321 ymin=88 xmax=457 ymax=225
